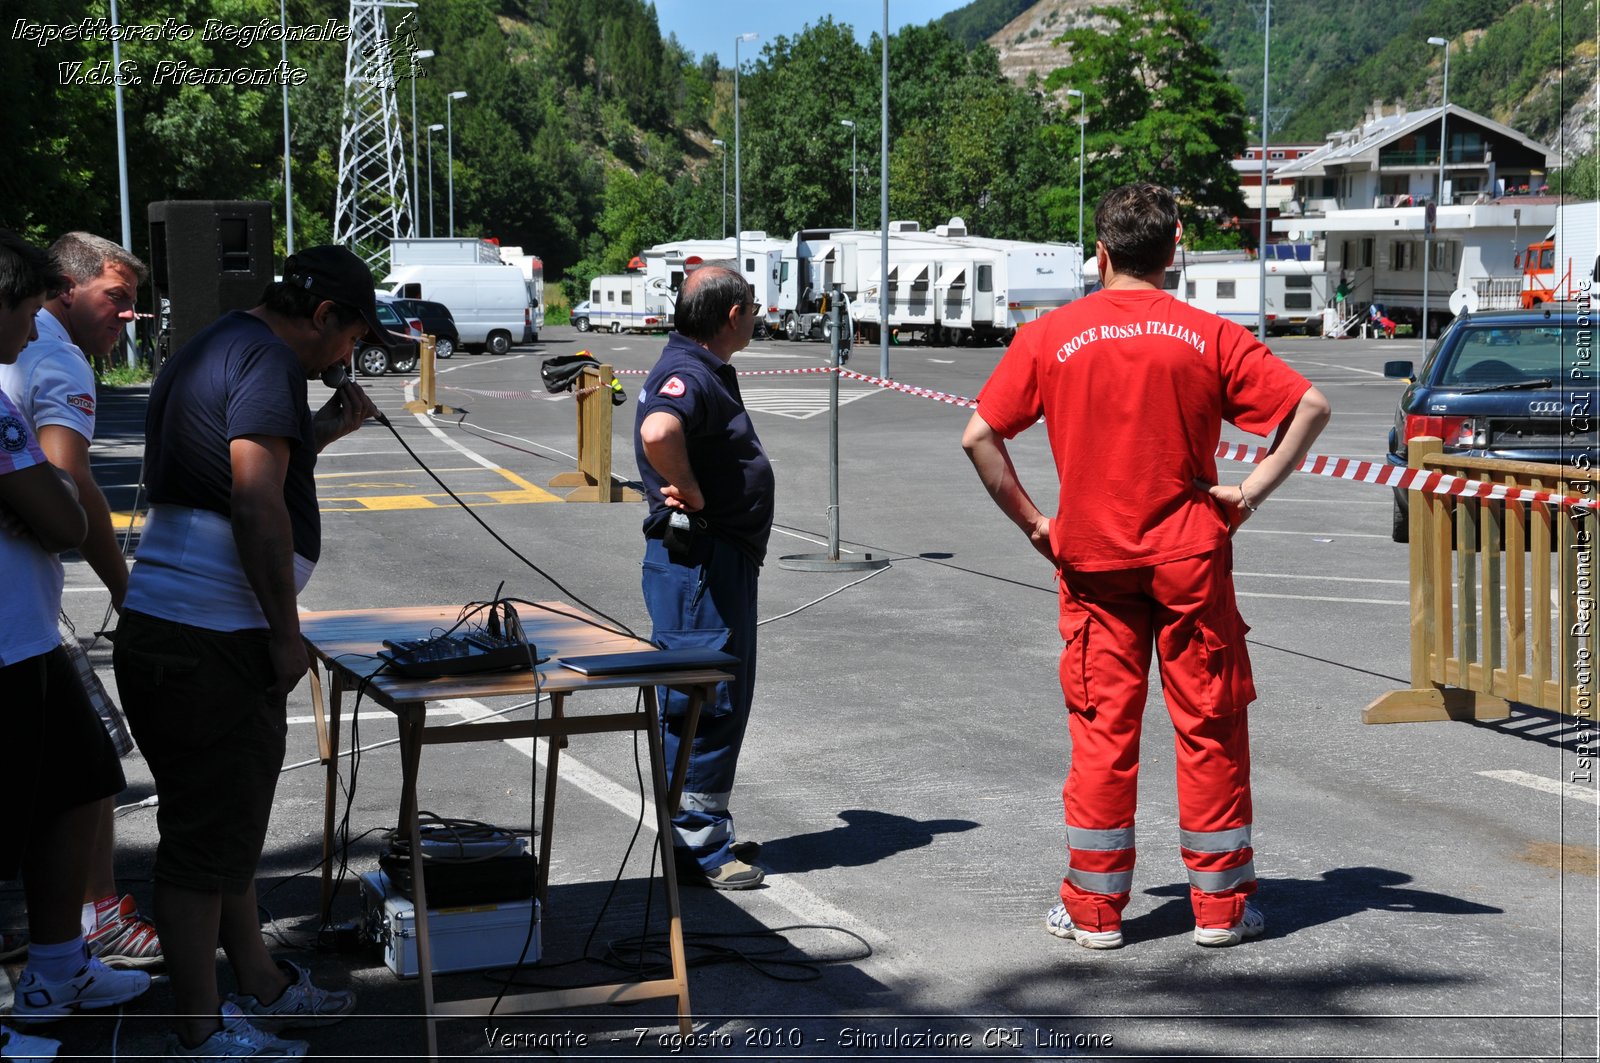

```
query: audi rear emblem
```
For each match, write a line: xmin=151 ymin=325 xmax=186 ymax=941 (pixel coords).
xmin=1527 ymin=401 xmax=1564 ymax=414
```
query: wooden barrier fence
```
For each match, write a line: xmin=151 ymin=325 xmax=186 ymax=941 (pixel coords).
xmin=1364 ymin=437 xmax=1595 ymax=724
xmin=548 ymin=361 xmax=642 ymax=503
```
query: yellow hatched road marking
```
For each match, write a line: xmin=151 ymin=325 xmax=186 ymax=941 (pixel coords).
xmin=110 ymin=465 xmax=560 ymax=527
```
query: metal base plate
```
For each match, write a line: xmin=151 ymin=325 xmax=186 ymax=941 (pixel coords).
xmin=777 ymin=552 xmax=891 ymax=572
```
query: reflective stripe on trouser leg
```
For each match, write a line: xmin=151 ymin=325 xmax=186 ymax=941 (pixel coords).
xmin=643 ymin=537 xmax=759 ymax=873
xmin=1066 ymin=826 xmax=1136 ymax=897
xmin=1058 ymin=570 xmax=1152 ymax=932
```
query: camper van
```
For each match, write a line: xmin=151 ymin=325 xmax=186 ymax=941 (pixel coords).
xmin=381 ymin=263 xmax=531 ymax=354
xmin=640 ymin=233 xmax=787 ymax=335
xmin=587 ymin=273 xmax=674 ymax=333
xmin=1173 ymin=254 xmax=1332 ymax=334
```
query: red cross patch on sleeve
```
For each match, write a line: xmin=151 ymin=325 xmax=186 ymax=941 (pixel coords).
xmin=659 ymin=376 xmax=686 ymax=397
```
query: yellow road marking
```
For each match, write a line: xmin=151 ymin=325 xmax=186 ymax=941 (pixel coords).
xmin=111 ymin=465 xmax=562 ymax=527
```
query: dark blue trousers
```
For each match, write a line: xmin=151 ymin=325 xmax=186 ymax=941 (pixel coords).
xmin=641 ymin=535 xmax=759 ymax=871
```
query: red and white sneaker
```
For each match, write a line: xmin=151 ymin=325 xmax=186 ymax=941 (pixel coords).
xmin=0 ymin=930 xmax=28 ymax=964
xmin=85 ymin=896 xmax=163 ymax=969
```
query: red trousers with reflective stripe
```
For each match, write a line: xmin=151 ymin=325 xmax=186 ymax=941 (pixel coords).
xmin=1057 ymin=543 xmax=1257 ymax=932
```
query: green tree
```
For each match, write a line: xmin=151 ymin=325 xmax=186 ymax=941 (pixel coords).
xmin=1046 ymin=0 xmax=1249 ymax=248
xmin=737 ymin=18 xmax=876 ymax=236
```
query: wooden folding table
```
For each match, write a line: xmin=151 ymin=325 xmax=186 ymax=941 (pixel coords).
xmin=300 ymin=604 xmax=727 ymax=1058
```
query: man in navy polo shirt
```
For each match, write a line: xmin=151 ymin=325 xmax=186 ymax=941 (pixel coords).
xmin=636 ymin=264 xmax=773 ymax=890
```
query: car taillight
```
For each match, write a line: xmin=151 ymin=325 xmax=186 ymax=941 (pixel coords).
xmin=407 ymin=318 xmax=424 ymax=335
xmin=1403 ymin=414 xmax=1476 ymax=445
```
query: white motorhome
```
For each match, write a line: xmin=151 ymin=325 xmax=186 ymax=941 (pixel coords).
xmin=382 ymin=262 xmax=531 ymax=355
xmin=934 ymin=220 xmax=1084 ymax=339
xmin=640 ymin=233 xmax=787 ymax=334
xmin=1172 ymin=251 xmax=1332 ymax=334
xmin=587 ymin=272 xmax=674 ymax=333
xmin=840 ymin=220 xmax=1084 ymax=345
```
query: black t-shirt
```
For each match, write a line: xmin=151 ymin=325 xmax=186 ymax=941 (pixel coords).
xmin=635 ymin=332 xmax=775 ymax=564
xmin=144 ymin=311 xmax=321 ymax=561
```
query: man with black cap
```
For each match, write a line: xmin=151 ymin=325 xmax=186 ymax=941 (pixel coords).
xmin=112 ymin=245 xmax=387 ymax=1058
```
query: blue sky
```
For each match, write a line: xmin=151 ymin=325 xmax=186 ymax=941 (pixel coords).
xmin=653 ymin=0 xmax=975 ymax=64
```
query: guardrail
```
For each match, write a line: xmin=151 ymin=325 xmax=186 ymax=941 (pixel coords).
xmin=1364 ymin=437 xmax=1594 ymax=724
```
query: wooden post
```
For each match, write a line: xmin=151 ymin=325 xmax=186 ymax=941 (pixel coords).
xmin=548 ymin=362 xmax=643 ymax=503
xmin=403 ymin=335 xmax=459 ymax=415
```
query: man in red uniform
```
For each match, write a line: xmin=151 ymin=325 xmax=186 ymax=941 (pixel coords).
xmin=963 ymin=183 xmax=1330 ymax=949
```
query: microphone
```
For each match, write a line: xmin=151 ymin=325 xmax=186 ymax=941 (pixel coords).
xmin=320 ymin=361 xmax=349 ymax=388
xmin=320 ymin=361 xmax=389 ymax=426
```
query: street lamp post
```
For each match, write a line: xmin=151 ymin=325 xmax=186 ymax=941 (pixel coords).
xmin=1064 ymin=89 xmax=1085 ymax=249
xmin=1422 ymin=35 xmax=1450 ymax=343
xmin=410 ymin=49 xmax=435 ymax=231
xmin=711 ymin=138 xmax=727 ymax=238
xmin=840 ymin=119 xmax=856 ymax=229
xmin=734 ymin=31 xmax=759 ymax=275
xmin=446 ymin=90 xmax=468 ymax=238
xmin=1256 ymin=0 xmax=1271 ymax=340
xmin=426 ymin=123 xmax=443 ymax=237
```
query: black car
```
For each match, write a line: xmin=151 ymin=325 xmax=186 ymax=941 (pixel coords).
xmin=356 ymin=301 xmax=422 ymax=376
xmin=1383 ymin=306 xmax=1596 ymax=542
xmin=379 ymin=294 xmax=461 ymax=359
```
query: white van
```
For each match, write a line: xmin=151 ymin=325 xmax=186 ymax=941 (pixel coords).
xmin=381 ymin=263 xmax=531 ymax=354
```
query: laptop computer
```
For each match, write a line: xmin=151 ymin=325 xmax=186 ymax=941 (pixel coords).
xmin=557 ymin=647 xmax=739 ymax=677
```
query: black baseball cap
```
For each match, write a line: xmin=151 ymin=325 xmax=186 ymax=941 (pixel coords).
xmin=281 ymin=245 xmax=394 ymax=350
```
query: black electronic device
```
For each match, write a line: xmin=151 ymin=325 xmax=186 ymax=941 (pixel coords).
xmin=377 ymin=849 xmax=536 ymax=907
xmin=379 ymin=632 xmax=545 ymax=679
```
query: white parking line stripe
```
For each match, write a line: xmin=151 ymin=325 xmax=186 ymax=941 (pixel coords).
xmin=285 ymin=710 xmax=457 ymax=725
xmin=1478 ymin=770 xmax=1600 ymax=806
xmin=1283 ymin=359 xmax=1388 ymax=377
xmin=403 ymin=379 xmax=502 ymax=471
xmin=1237 ymin=529 xmax=1394 ymax=538
xmin=1237 ymin=591 xmax=1407 ymax=606
xmin=1235 ymin=571 xmax=1408 ymax=585
xmin=442 ymin=698 xmax=918 ymax=982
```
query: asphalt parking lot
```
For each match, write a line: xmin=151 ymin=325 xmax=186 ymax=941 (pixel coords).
xmin=9 ymin=325 xmax=1597 ymax=1060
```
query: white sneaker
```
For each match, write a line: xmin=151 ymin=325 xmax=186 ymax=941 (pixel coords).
xmin=1045 ymin=902 xmax=1124 ymax=949
xmin=226 ymin=960 xmax=355 ymax=1030
xmin=164 ymin=1002 xmax=308 ymax=1059
xmin=1194 ymin=902 xmax=1266 ymax=947
xmin=9 ymin=956 xmax=151 ymax=1021
xmin=0 ymin=1023 xmax=60 ymax=1061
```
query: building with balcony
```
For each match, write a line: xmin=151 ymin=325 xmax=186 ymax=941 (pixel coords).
xmin=1274 ymin=103 xmax=1554 ymax=214
xmin=1232 ymin=143 xmax=1325 ymax=248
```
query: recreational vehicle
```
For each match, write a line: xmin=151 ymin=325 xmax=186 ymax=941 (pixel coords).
xmin=1172 ymin=252 xmax=1332 ymax=334
xmin=586 ymin=273 xmax=674 ymax=333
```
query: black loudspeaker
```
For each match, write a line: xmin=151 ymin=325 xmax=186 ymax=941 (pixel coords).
xmin=147 ymin=200 xmax=274 ymax=355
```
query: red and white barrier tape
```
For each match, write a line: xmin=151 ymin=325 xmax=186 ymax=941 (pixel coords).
xmin=1220 ymin=443 xmax=1593 ymax=511
xmin=449 ymin=367 xmax=1593 ymax=511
